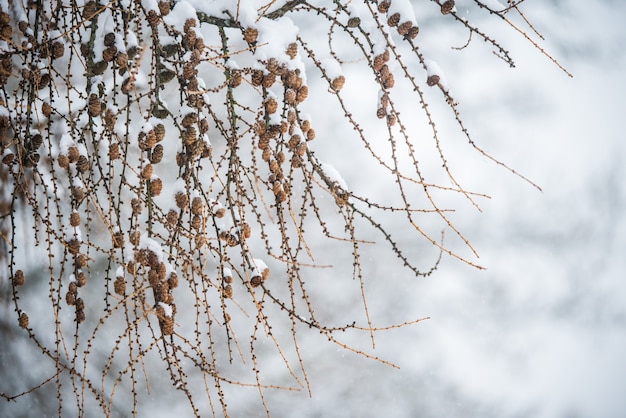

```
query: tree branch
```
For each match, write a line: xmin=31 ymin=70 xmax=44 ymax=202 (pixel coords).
xmin=195 ymin=0 xmax=308 ymax=28
xmin=264 ymin=0 xmax=308 ymax=20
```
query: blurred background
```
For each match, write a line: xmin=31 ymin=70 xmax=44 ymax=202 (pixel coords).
xmin=234 ymin=1 xmax=626 ymax=417
xmin=2 ymin=1 xmax=625 ymax=417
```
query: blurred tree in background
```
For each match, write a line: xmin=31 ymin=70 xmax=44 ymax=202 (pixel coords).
xmin=0 ymin=0 xmax=568 ymax=416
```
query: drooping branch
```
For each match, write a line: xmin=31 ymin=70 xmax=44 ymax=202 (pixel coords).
xmin=195 ymin=0 xmax=308 ymax=28
xmin=0 ymin=0 xmax=570 ymax=416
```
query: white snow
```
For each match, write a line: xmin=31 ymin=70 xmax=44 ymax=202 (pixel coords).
xmin=71 ymin=177 xmax=84 ymax=189
xmin=141 ymin=122 xmax=154 ymax=133
xmin=252 ymin=258 xmax=267 ymax=272
xmin=58 ymin=133 xmax=74 ymax=155
xmin=158 ymin=302 xmax=173 ymax=317
xmin=164 ymin=0 xmax=199 ymax=28
xmin=255 ymin=18 xmax=299 ymax=63
xmin=76 ymin=141 xmax=89 ymax=158
xmin=387 ymin=0 xmax=418 ymax=26
xmin=138 ymin=234 xmax=164 ymax=263
xmin=251 ymin=258 xmax=269 ymax=279
xmin=225 ymin=60 xmax=240 ymax=70
xmin=424 ymin=59 xmax=449 ymax=91
xmin=214 ymin=206 xmax=233 ymax=232
xmin=196 ymin=77 xmax=211 ymax=104
xmin=320 ymin=161 xmax=348 ymax=191
xmin=7 ymin=2 xmax=624 ymax=418
xmin=101 ymin=10 xmax=115 ymax=34
xmin=141 ymin=0 xmax=159 ymax=12
xmin=320 ymin=58 xmax=343 ymax=79
xmin=202 ymin=133 xmax=211 ymax=149
xmin=126 ymin=30 xmax=139 ymax=49
xmin=173 ymin=178 xmax=187 ymax=195
xmin=65 ymin=225 xmax=82 ymax=242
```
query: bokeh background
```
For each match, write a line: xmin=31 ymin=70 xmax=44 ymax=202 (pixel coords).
xmin=234 ymin=1 xmax=626 ymax=417
xmin=2 ymin=1 xmax=625 ymax=417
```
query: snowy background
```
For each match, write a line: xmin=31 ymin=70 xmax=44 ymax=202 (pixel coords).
xmin=2 ymin=1 xmax=625 ymax=417
xmin=230 ymin=1 xmax=626 ymax=417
